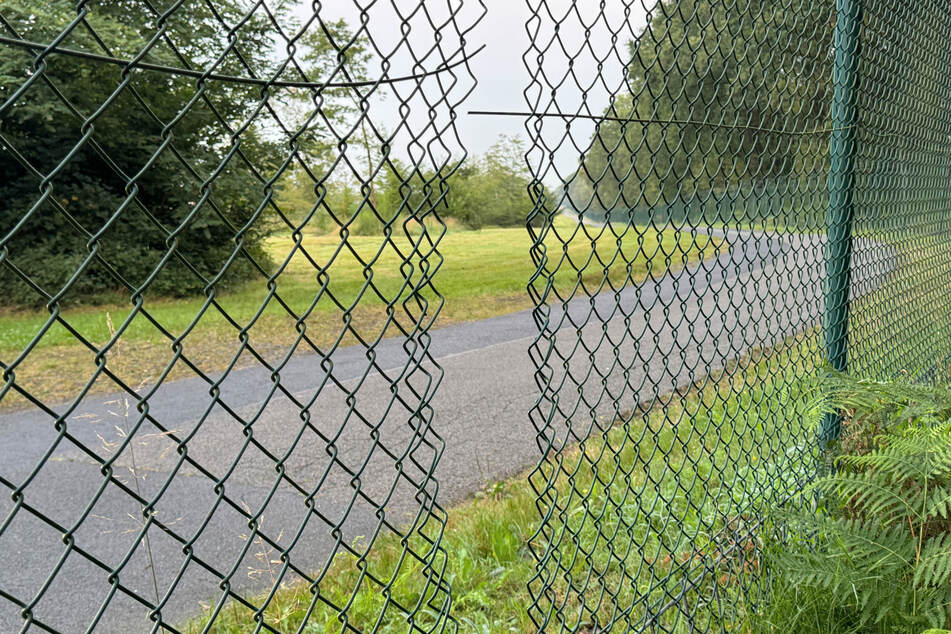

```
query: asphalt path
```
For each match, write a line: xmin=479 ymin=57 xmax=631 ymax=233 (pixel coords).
xmin=0 ymin=228 xmax=895 ymax=632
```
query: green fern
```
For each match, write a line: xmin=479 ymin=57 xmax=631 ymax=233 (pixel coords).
xmin=775 ymin=375 xmax=951 ymax=631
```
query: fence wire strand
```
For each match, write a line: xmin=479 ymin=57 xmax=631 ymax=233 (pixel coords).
xmin=2 ymin=0 xmax=951 ymax=633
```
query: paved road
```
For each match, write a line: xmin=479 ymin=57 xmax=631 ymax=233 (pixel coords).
xmin=0 ymin=228 xmax=894 ymax=632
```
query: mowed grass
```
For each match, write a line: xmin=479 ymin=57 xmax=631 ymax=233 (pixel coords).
xmin=185 ymin=333 xmax=824 ymax=634
xmin=0 ymin=217 xmax=720 ymax=409
xmin=847 ymin=234 xmax=951 ymax=380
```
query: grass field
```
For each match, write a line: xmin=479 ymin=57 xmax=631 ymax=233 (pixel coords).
xmin=0 ymin=218 xmax=719 ymax=409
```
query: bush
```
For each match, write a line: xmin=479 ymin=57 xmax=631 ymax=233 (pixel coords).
xmin=445 ymin=136 xmax=536 ymax=229
xmin=0 ymin=0 xmax=308 ymax=307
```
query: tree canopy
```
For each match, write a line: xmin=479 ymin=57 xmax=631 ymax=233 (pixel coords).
xmin=0 ymin=1 xmax=360 ymax=306
xmin=565 ymin=0 xmax=834 ymax=218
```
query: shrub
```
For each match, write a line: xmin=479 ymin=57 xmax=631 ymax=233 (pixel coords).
xmin=0 ymin=2 xmax=363 ymax=307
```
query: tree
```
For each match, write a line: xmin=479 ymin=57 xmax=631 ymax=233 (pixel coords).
xmin=280 ymin=19 xmax=373 ymax=168
xmin=274 ymin=18 xmax=395 ymax=235
xmin=0 ymin=1 xmax=355 ymax=305
xmin=566 ymin=0 xmax=834 ymax=220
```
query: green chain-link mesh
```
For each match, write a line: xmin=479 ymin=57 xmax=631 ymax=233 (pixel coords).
xmin=0 ymin=0 xmax=480 ymax=631
xmin=521 ymin=0 xmax=951 ymax=631
xmin=3 ymin=0 xmax=951 ymax=632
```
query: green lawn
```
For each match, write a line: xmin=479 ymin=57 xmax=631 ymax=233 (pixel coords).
xmin=0 ymin=218 xmax=719 ymax=408
xmin=846 ymin=236 xmax=951 ymax=380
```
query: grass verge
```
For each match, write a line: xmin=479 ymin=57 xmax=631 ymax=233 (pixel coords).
xmin=184 ymin=331 xmax=823 ymax=633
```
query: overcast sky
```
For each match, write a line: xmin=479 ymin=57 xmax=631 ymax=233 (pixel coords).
xmin=459 ymin=2 xmax=650 ymax=163
xmin=293 ymin=1 xmax=653 ymax=177
xmin=456 ymin=2 xmax=534 ymax=155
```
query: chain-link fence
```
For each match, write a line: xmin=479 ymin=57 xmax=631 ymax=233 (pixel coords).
xmin=2 ymin=0 xmax=951 ymax=632
xmin=0 ymin=0 xmax=482 ymax=631
xmin=521 ymin=0 xmax=951 ymax=631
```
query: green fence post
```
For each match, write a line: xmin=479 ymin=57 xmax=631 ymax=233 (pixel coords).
xmin=823 ymin=0 xmax=861 ymax=446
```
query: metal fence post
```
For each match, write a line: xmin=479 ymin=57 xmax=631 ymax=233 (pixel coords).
xmin=823 ymin=0 xmax=861 ymax=446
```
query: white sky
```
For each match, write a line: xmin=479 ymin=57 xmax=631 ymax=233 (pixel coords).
xmin=456 ymin=2 xmax=534 ymax=154
xmin=290 ymin=0 xmax=653 ymax=179
xmin=457 ymin=1 xmax=651 ymax=169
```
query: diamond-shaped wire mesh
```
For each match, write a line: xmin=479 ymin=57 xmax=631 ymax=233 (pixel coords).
xmin=0 ymin=0 xmax=481 ymax=631
xmin=3 ymin=0 xmax=951 ymax=632
xmin=520 ymin=0 xmax=951 ymax=631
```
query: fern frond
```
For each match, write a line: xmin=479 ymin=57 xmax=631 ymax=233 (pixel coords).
xmin=812 ymin=471 xmax=925 ymax=523
xmin=920 ymin=587 xmax=951 ymax=630
xmin=927 ymin=484 xmax=951 ymax=520
xmin=916 ymin=532 xmax=951 ymax=588
xmin=881 ymin=429 xmax=951 ymax=477
xmin=838 ymin=437 xmax=933 ymax=481
xmin=772 ymin=549 xmax=858 ymax=590
xmin=821 ymin=372 xmax=951 ymax=423
xmin=827 ymin=518 xmax=916 ymax=573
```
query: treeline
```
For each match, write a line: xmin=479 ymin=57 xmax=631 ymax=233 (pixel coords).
xmin=565 ymin=0 xmax=834 ymax=217
xmin=278 ymin=136 xmax=536 ymax=234
xmin=565 ymin=0 xmax=951 ymax=230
